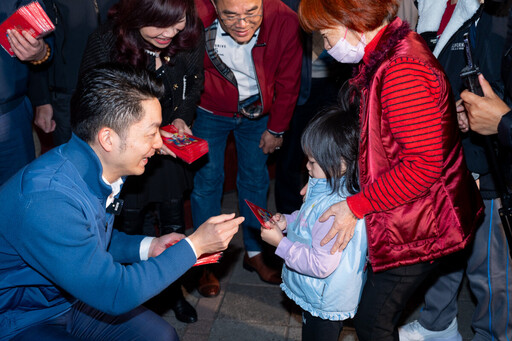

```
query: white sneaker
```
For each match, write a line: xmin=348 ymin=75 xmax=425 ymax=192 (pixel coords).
xmin=399 ymin=317 xmax=463 ymax=341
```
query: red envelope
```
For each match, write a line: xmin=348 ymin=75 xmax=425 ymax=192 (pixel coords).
xmin=0 ymin=2 xmax=55 ymax=56
xmin=165 ymin=240 xmax=222 ymax=267
xmin=161 ymin=125 xmax=208 ymax=164
xmin=244 ymin=199 xmax=273 ymax=229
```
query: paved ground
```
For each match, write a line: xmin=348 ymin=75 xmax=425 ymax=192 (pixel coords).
xmin=151 ymin=183 xmax=477 ymax=341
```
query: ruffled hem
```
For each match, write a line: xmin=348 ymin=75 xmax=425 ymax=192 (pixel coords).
xmin=280 ymin=284 xmax=357 ymax=321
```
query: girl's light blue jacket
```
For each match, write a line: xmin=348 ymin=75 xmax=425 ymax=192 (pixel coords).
xmin=281 ymin=177 xmax=367 ymax=321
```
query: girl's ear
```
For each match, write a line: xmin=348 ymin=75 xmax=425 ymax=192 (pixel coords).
xmin=340 ymin=158 xmax=347 ymax=174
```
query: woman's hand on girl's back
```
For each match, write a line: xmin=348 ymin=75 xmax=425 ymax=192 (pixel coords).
xmin=319 ymin=200 xmax=358 ymax=254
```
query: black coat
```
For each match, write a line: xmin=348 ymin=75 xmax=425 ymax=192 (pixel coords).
xmin=80 ymin=22 xmax=205 ymax=204
xmin=420 ymin=5 xmax=509 ymax=198
xmin=29 ymin=0 xmax=118 ymax=106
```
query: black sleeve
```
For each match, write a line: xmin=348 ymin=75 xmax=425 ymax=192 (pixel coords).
xmin=176 ymin=30 xmax=205 ymax=126
xmin=78 ymin=27 xmax=113 ymax=77
xmin=503 ymin=8 xmax=512 ymax=100
xmin=498 ymin=110 xmax=512 ymax=148
xmin=27 ymin=66 xmax=51 ymax=107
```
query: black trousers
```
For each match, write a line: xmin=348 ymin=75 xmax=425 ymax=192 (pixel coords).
xmin=302 ymin=310 xmax=343 ymax=341
xmin=354 ymin=260 xmax=440 ymax=341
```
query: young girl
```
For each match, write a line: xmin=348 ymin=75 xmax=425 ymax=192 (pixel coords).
xmin=261 ymin=106 xmax=367 ymax=341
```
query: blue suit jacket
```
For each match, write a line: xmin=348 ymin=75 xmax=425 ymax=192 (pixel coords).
xmin=0 ymin=135 xmax=196 ymax=339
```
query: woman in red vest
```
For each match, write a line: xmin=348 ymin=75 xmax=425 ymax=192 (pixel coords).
xmin=299 ymin=0 xmax=484 ymax=339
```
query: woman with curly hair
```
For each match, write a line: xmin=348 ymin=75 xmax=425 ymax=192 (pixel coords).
xmin=299 ymin=0 xmax=484 ymax=339
xmin=80 ymin=0 xmax=204 ymax=324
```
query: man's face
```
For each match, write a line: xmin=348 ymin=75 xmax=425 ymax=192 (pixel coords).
xmin=110 ymin=98 xmax=163 ymax=179
xmin=213 ymin=0 xmax=263 ymax=44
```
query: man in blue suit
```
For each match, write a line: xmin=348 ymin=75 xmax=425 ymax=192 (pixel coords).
xmin=0 ymin=64 xmax=243 ymax=340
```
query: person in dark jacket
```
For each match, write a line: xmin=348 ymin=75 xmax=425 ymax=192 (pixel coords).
xmin=30 ymin=0 xmax=118 ymax=146
xmin=0 ymin=0 xmax=53 ymax=185
xmin=399 ymin=1 xmax=512 ymax=340
xmin=80 ymin=0 xmax=205 ymax=324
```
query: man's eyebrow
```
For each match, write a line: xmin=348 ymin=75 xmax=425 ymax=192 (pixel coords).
xmin=147 ymin=122 xmax=162 ymax=130
xmin=222 ymin=5 xmax=259 ymax=15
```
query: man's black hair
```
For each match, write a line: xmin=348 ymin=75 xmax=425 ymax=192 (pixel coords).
xmin=71 ymin=63 xmax=165 ymax=143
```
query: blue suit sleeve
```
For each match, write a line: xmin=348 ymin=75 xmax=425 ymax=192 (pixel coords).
xmin=11 ymin=190 xmax=196 ymax=315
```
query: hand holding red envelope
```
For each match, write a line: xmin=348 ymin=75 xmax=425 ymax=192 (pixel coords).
xmin=0 ymin=2 xmax=55 ymax=56
xmin=244 ymin=199 xmax=273 ymax=229
xmin=161 ymin=125 xmax=208 ymax=164
xmin=165 ymin=240 xmax=222 ymax=267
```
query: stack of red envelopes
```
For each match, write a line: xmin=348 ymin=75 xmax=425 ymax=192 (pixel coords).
xmin=165 ymin=240 xmax=223 ymax=267
xmin=0 ymin=2 xmax=55 ymax=57
xmin=161 ymin=125 xmax=209 ymax=164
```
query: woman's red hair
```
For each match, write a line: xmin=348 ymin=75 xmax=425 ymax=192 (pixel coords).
xmin=299 ymin=0 xmax=400 ymax=33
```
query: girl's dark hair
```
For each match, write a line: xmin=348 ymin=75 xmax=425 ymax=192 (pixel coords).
xmin=109 ymin=0 xmax=201 ymax=68
xmin=301 ymin=98 xmax=360 ymax=195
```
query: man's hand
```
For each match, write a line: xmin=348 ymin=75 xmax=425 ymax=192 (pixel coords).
xmin=259 ymin=130 xmax=283 ymax=154
xmin=261 ymin=223 xmax=284 ymax=247
xmin=319 ymin=200 xmax=358 ymax=254
xmin=456 ymin=99 xmax=469 ymax=133
xmin=461 ymin=74 xmax=510 ymax=135
xmin=34 ymin=104 xmax=56 ymax=133
xmin=148 ymin=232 xmax=185 ymax=258
xmin=300 ymin=183 xmax=308 ymax=200
xmin=188 ymin=213 xmax=244 ymax=257
xmin=7 ymin=29 xmax=47 ymax=62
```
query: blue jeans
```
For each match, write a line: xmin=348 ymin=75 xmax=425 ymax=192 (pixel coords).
xmin=191 ymin=108 xmax=269 ymax=252
xmin=419 ymin=199 xmax=512 ymax=341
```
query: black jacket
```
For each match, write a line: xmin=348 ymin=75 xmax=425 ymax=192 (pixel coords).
xmin=29 ymin=0 xmax=117 ymax=106
xmin=80 ymin=22 xmax=204 ymax=127
xmin=79 ymin=21 xmax=205 ymax=202
xmin=418 ymin=1 xmax=509 ymax=198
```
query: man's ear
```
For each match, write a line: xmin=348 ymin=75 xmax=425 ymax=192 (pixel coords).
xmin=97 ymin=127 xmax=116 ymax=152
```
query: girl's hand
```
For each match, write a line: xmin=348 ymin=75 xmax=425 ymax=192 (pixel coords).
xmin=270 ymin=213 xmax=287 ymax=231
xmin=319 ymin=200 xmax=358 ymax=254
xmin=261 ymin=223 xmax=284 ymax=247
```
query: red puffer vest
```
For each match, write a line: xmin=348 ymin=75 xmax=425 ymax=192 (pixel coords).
xmin=353 ymin=18 xmax=484 ymax=272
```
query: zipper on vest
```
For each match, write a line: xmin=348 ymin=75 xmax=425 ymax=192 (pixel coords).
xmin=251 ymin=43 xmax=266 ymax=112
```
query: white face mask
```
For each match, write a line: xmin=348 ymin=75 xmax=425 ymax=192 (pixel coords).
xmin=327 ymin=30 xmax=366 ymax=63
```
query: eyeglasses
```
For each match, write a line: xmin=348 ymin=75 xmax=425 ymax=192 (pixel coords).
xmin=219 ymin=13 xmax=263 ymax=27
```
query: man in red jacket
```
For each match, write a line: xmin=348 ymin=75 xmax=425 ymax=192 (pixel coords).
xmin=191 ymin=0 xmax=302 ymax=296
